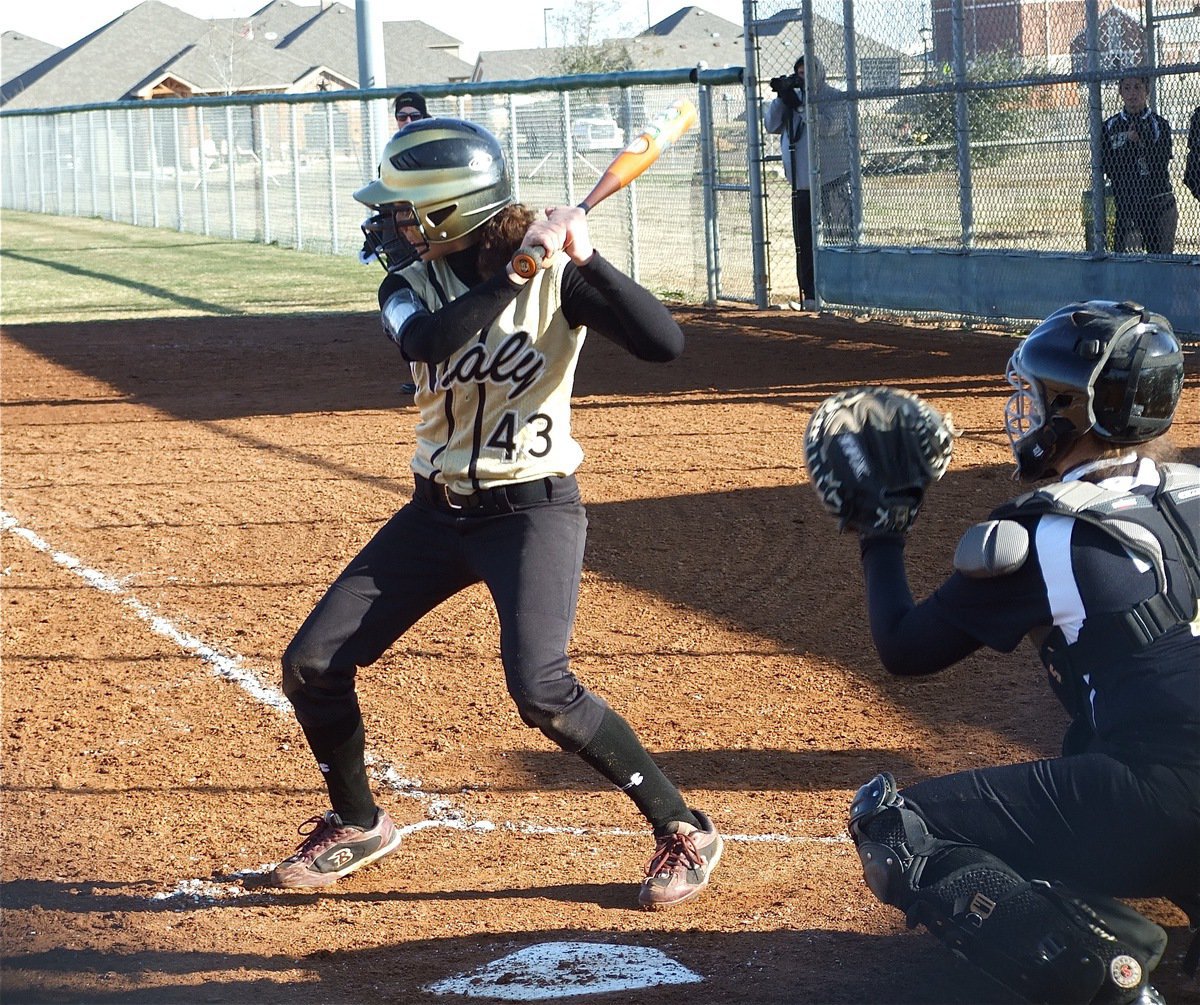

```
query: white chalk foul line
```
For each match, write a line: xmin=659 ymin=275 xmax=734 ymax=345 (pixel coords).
xmin=2 ymin=509 xmax=849 ymax=905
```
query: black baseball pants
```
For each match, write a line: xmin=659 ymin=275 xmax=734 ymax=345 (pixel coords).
xmin=283 ymin=478 xmax=608 ymax=754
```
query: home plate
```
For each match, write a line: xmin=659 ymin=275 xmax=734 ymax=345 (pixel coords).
xmin=424 ymin=941 xmax=703 ymax=999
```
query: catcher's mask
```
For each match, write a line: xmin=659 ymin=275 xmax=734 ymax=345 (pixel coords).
xmin=1004 ymin=300 xmax=1183 ymax=481
xmin=354 ymin=118 xmax=512 ymax=273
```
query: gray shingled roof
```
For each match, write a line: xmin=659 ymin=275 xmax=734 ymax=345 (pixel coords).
xmin=154 ymin=24 xmax=336 ymax=95
xmin=474 ymin=5 xmax=747 ymax=81
xmin=274 ymin=3 xmax=472 ymax=85
xmin=2 ymin=1 xmax=213 ymax=108
xmin=1 ymin=30 xmax=60 ymax=88
xmin=473 ymin=47 xmax=563 ymax=83
xmin=756 ymin=8 xmax=906 ymax=76
xmin=2 ymin=0 xmax=472 ymax=110
xmin=640 ymin=6 xmax=741 ymax=43
xmin=632 ymin=6 xmax=744 ymax=70
xmin=211 ymin=0 xmax=321 ymax=45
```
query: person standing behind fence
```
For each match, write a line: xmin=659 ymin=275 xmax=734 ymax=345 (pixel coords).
xmin=393 ymin=90 xmax=429 ymax=130
xmin=1184 ymin=106 xmax=1200 ymax=203
xmin=1101 ymin=75 xmax=1178 ymax=254
xmin=764 ymin=53 xmax=851 ymax=311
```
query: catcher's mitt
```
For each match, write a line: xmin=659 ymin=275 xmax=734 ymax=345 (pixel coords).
xmin=803 ymin=386 xmax=957 ymax=536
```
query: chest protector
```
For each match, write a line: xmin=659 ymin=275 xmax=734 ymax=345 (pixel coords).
xmin=994 ymin=463 xmax=1200 ymax=696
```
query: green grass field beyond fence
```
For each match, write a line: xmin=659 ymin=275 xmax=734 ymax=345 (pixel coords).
xmin=1 ymin=211 xmax=381 ymax=325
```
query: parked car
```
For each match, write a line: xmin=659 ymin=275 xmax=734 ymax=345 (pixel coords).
xmin=572 ymin=105 xmax=624 ymax=153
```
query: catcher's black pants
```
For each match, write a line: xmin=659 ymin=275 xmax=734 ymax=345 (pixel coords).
xmin=901 ymin=752 xmax=1200 ymax=899
xmin=283 ymin=475 xmax=607 ymax=755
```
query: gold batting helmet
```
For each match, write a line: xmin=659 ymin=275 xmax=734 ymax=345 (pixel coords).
xmin=354 ymin=118 xmax=512 ymax=272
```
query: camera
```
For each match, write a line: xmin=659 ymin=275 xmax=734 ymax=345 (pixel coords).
xmin=769 ymin=74 xmax=799 ymax=93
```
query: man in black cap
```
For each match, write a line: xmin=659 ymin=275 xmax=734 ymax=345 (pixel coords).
xmin=394 ymin=91 xmax=428 ymax=130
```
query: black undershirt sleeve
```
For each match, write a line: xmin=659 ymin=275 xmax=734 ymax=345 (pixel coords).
xmin=561 ymin=253 xmax=684 ymax=361
xmin=376 ymin=249 xmax=682 ymax=365
xmin=379 ymin=263 xmax=523 ymax=364
xmin=858 ymin=535 xmax=984 ymax=676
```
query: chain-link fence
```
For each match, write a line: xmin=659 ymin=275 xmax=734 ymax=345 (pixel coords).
xmin=750 ymin=0 xmax=1199 ymax=333
xmin=3 ymin=7 xmax=1197 ymax=333
xmin=0 ymin=70 xmax=753 ymax=305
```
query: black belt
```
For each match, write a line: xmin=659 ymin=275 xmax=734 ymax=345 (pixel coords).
xmin=414 ymin=474 xmax=575 ymax=515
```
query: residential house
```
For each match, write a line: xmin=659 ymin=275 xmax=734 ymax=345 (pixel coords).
xmin=0 ymin=0 xmax=472 ymax=111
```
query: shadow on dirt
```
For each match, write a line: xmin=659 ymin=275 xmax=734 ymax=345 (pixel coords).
xmin=4 ymin=917 xmax=1197 ymax=1004
xmin=0 ymin=921 xmax=1085 ymax=1004
xmin=4 ymin=311 xmax=1197 ymax=759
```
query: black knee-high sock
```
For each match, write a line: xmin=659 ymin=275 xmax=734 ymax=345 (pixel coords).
xmin=576 ymin=707 xmax=700 ymax=835
xmin=299 ymin=714 xmax=377 ymax=828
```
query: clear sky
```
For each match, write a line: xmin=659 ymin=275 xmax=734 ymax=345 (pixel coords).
xmin=2 ymin=1 xmax=751 ymax=62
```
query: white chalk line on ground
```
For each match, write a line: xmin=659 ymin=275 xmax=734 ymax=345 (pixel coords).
xmin=2 ymin=509 xmax=849 ymax=909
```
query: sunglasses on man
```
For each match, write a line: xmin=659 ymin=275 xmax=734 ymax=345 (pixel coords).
xmin=395 ymin=111 xmax=425 ymax=122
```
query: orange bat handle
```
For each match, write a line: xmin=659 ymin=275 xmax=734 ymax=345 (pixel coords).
xmin=509 ymin=98 xmax=698 ymax=280
xmin=510 ymin=201 xmax=591 ymax=279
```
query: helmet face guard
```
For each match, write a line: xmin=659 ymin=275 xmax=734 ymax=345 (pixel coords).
xmin=1004 ymin=300 xmax=1183 ymax=481
xmin=353 ymin=119 xmax=512 ymax=274
xmin=361 ymin=203 xmax=425 ymax=273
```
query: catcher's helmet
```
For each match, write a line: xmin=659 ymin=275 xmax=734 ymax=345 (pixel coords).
xmin=1004 ymin=300 xmax=1183 ymax=481
xmin=354 ymin=118 xmax=512 ymax=272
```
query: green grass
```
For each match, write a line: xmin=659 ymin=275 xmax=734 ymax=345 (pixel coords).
xmin=1 ymin=210 xmax=382 ymax=325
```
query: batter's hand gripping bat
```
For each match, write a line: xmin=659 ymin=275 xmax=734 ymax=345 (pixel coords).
xmin=509 ymin=97 xmax=699 ymax=279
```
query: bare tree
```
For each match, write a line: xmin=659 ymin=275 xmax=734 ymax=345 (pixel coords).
xmin=550 ymin=0 xmax=635 ymax=75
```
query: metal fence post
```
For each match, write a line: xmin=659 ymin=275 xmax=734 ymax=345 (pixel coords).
xmin=951 ymin=0 xmax=975 ymax=247
xmin=257 ymin=104 xmax=271 ymax=245
xmin=148 ymin=107 xmax=160 ymax=229
xmin=698 ymin=80 xmax=719 ymax=306
xmin=326 ymin=102 xmax=339 ymax=254
xmin=1085 ymin=0 xmax=1106 ymax=255
xmin=563 ymin=90 xmax=574 ymax=206
xmin=52 ymin=115 xmax=63 ymax=215
xmin=226 ymin=106 xmax=238 ymax=240
xmin=743 ymin=0 xmax=770 ymax=308
xmin=127 ymin=108 xmax=138 ymax=225
xmin=88 ymin=112 xmax=98 ymax=217
xmin=198 ymin=106 xmax=211 ymax=236
xmin=620 ymin=88 xmax=639 ymax=281
xmin=105 ymin=110 xmax=116 ymax=220
xmin=291 ymin=104 xmax=302 ymax=250
xmin=507 ymin=95 xmax=521 ymax=203
xmin=842 ymin=0 xmax=864 ymax=245
xmin=36 ymin=116 xmax=46 ymax=214
xmin=172 ymin=108 xmax=184 ymax=231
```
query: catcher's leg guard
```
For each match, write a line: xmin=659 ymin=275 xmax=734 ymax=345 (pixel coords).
xmin=848 ymin=773 xmax=1167 ymax=1005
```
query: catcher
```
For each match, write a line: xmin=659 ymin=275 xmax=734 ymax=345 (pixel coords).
xmin=803 ymin=301 xmax=1198 ymax=1005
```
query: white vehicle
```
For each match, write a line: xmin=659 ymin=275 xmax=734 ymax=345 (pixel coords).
xmin=572 ymin=105 xmax=624 ymax=153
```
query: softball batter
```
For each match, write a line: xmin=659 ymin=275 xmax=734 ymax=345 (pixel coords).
xmin=271 ymin=118 xmax=722 ymax=909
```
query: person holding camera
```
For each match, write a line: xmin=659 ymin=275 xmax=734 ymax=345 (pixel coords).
xmin=764 ymin=54 xmax=851 ymax=311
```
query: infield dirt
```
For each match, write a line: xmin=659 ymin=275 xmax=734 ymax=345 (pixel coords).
xmin=2 ymin=305 xmax=1196 ymax=1003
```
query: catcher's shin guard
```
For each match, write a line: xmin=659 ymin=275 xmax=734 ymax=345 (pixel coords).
xmin=848 ymin=773 xmax=1167 ymax=1005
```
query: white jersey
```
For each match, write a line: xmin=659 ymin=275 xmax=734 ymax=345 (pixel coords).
xmin=400 ymin=253 xmax=585 ymax=494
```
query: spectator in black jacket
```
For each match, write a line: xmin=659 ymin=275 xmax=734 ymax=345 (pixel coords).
xmin=1101 ymin=75 xmax=1177 ymax=253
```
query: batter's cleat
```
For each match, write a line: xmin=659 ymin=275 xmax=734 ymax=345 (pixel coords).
xmin=271 ymin=808 xmax=401 ymax=889
xmin=637 ymin=810 xmax=723 ymax=910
